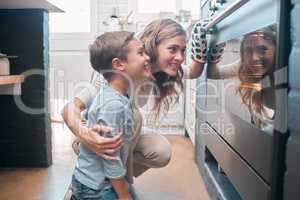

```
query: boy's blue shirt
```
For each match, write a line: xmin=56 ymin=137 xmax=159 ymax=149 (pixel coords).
xmin=73 ymin=80 xmax=134 ymax=190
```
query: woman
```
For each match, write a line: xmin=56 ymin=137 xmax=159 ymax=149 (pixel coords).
xmin=62 ymin=19 xmax=211 ymax=184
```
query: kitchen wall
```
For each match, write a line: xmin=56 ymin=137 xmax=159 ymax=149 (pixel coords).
xmin=97 ymin=0 xmax=129 ymax=34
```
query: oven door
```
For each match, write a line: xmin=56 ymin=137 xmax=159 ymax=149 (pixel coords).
xmin=198 ymin=0 xmax=288 ymax=199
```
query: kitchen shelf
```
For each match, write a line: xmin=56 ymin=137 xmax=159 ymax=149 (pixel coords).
xmin=0 ymin=75 xmax=24 ymax=95
xmin=0 ymin=75 xmax=24 ymax=85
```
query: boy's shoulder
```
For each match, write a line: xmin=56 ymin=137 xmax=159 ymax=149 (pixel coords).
xmin=99 ymin=84 xmax=129 ymax=106
xmin=89 ymin=84 xmax=132 ymax=115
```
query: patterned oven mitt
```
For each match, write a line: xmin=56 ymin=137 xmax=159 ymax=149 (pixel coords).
xmin=208 ymin=42 xmax=226 ymax=63
xmin=190 ymin=20 xmax=208 ymax=63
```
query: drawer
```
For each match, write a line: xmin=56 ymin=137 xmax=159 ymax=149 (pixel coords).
xmin=203 ymin=123 xmax=270 ymax=200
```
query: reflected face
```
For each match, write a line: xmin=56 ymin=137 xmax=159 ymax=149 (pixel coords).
xmin=242 ymin=33 xmax=275 ymax=78
xmin=155 ymin=36 xmax=187 ymax=77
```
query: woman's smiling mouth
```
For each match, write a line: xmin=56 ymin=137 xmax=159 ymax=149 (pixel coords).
xmin=168 ymin=63 xmax=180 ymax=71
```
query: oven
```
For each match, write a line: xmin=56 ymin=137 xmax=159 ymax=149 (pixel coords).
xmin=195 ymin=0 xmax=289 ymax=199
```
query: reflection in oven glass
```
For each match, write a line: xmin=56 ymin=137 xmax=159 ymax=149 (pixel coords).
xmin=208 ymin=24 xmax=277 ymax=132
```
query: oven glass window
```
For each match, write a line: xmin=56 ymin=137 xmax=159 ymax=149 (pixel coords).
xmin=207 ymin=24 xmax=277 ymax=133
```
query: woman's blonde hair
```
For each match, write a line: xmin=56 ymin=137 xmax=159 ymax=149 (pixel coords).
xmin=139 ymin=19 xmax=186 ymax=116
xmin=237 ymin=27 xmax=276 ymax=127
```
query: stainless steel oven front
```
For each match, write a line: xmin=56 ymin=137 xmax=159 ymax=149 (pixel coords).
xmin=195 ymin=0 xmax=289 ymax=200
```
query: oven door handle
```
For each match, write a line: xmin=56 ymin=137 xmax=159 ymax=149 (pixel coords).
xmin=205 ymin=0 xmax=250 ymax=32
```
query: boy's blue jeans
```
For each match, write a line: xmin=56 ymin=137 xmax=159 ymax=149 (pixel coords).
xmin=70 ymin=176 xmax=138 ymax=200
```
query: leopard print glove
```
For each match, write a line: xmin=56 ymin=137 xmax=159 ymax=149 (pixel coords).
xmin=208 ymin=42 xmax=226 ymax=63
xmin=190 ymin=21 xmax=208 ymax=63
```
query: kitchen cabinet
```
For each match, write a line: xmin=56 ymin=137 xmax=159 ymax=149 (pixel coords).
xmin=0 ymin=0 xmax=62 ymax=167
xmin=0 ymin=0 xmax=62 ymax=95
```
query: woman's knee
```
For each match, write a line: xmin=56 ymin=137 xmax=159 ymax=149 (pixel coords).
xmin=156 ymin=147 xmax=172 ymax=167
xmin=150 ymin=137 xmax=172 ymax=167
xmin=134 ymin=134 xmax=172 ymax=168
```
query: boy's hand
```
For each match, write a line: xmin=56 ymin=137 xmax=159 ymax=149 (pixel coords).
xmin=79 ymin=124 xmax=123 ymax=160
xmin=110 ymin=178 xmax=132 ymax=200
xmin=119 ymin=197 xmax=132 ymax=200
xmin=118 ymin=193 xmax=133 ymax=200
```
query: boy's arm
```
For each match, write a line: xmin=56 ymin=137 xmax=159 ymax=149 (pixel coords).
xmin=95 ymin=100 xmax=133 ymax=199
xmin=110 ymin=178 xmax=132 ymax=200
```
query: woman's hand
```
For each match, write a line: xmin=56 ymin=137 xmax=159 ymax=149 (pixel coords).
xmin=184 ymin=20 xmax=208 ymax=79
xmin=190 ymin=20 xmax=208 ymax=63
xmin=79 ymin=124 xmax=123 ymax=160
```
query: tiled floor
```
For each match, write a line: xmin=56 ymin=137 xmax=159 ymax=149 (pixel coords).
xmin=0 ymin=123 xmax=209 ymax=200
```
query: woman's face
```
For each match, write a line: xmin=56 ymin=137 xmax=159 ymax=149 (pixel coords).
xmin=154 ymin=35 xmax=186 ymax=77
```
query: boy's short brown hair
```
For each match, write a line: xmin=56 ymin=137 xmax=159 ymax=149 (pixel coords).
xmin=89 ymin=31 xmax=135 ymax=79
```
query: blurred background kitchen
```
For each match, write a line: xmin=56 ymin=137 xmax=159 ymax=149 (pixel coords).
xmin=49 ymin=0 xmax=201 ymax=137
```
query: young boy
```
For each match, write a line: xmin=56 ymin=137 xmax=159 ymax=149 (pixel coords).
xmin=70 ymin=31 xmax=152 ymax=200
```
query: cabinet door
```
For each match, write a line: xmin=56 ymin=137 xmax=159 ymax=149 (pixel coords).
xmin=185 ymin=79 xmax=197 ymax=144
